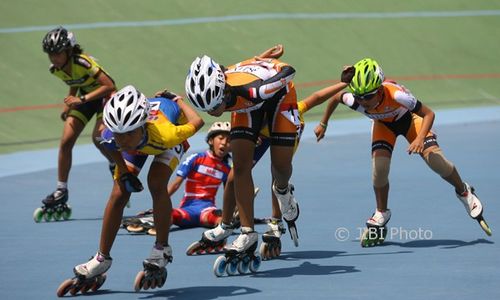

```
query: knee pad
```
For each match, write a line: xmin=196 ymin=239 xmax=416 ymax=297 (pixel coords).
xmin=423 ymin=148 xmax=454 ymax=178
xmin=372 ymin=156 xmax=391 ymax=188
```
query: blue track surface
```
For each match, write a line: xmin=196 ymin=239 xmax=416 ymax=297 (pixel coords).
xmin=0 ymin=108 xmax=499 ymax=299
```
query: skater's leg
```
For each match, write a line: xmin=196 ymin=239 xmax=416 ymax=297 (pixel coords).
xmin=221 ymin=170 xmax=237 ymax=225
xmin=372 ymin=151 xmax=392 ymax=212
xmin=270 ymin=145 xmax=293 ymax=191
xmin=200 ymin=207 xmax=222 ymax=228
xmin=421 ymin=146 xmax=461 ymax=190
xmin=99 ymin=181 xmax=131 ymax=255
xmin=231 ymin=139 xmax=256 ymax=229
xmin=171 ymin=208 xmax=190 ymax=228
xmin=58 ymin=116 xmax=85 ymax=184
xmin=148 ymin=161 xmax=173 ymax=246
xmin=92 ymin=118 xmax=115 ymax=168
xmin=270 ymin=180 xmax=282 ymax=219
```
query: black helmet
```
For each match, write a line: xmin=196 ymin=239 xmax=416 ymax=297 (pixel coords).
xmin=42 ymin=26 xmax=75 ymax=54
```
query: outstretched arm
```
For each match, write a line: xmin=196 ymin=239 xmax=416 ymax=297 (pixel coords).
xmin=300 ymin=82 xmax=348 ymax=113
xmin=314 ymin=95 xmax=342 ymax=142
xmin=313 ymin=66 xmax=355 ymax=142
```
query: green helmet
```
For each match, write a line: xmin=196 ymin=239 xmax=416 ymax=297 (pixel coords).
xmin=348 ymin=58 xmax=384 ymax=96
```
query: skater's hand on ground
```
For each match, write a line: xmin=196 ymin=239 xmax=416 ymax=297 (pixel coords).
xmin=120 ymin=173 xmax=144 ymax=193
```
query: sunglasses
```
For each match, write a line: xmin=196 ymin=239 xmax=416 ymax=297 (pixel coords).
xmin=353 ymin=89 xmax=378 ymax=101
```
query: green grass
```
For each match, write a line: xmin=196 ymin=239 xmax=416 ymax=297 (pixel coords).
xmin=1 ymin=0 xmax=499 ymax=153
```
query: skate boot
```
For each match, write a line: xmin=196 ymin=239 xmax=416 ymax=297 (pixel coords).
xmin=272 ymin=183 xmax=299 ymax=246
xmin=213 ymin=228 xmax=261 ymax=277
xmin=56 ymin=252 xmax=111 ymax=297
xmin=361 ymin=209 xmax=391 ymax=247
xmin=34 ymin=188 xmax=71 ymax=222
xmin=456 ymin=183 xmax=492 ymax=236
xmin=134 ymin=245 xmax=172 ymax=291
xmin=186 ymin=223 xmax=234 ymax=255
xmin=259 ymin=219 xmax=286 ymax=260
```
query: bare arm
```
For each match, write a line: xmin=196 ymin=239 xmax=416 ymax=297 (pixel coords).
xmin=313 ymin=94 xmax=342 ymax=142
xmin=176 ymin=98 xmax=204 ymax=131
xmin=312 ymin=66 xmax=355 ymax=142
xmin=301 ymin=82 xmax=348 ymax=112
xmin=256 ymin=44 xmax=284 ymax=59
xmin=109 ymin=149 xmax=128 ymax=176
xmin=407 ymin=103 xmax=435 ymax=154
xmin=63 ymin=72 xmax=115 ymax=107
xmin=167 ymin=176 xmax=184 ymax=196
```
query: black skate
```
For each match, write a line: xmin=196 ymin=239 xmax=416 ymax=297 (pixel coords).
xmin=134 ymin=250 xmax=172 ymax=292
xmin=213 ymin=241 xmax=261 ymax=277
xmin=360 ymin=225 xmax=388 ymax=247
xmin=134 ymin=262 xmax=168 ymax=291
xmin=34 ymin=188 xmax=71 ymax=222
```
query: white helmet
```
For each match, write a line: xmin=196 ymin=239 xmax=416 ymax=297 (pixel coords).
xmin=206 ymin=121 xmax=231 ymax=142
xmin=185 ymin=55 xmax=225 ymax=112
xmin=103 ymin=85 xmax=150 ymax=133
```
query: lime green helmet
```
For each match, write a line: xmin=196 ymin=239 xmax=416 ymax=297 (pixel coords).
xmin=348 ymin=58 xmax=385 ymax=96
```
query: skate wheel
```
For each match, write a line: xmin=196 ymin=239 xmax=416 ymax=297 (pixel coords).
xmin=259 ymin=243 xmax=269 ymax=260
xmin=186 ymin=241 xmax=201 ymax=256
xmin=91 ymin=274 xmax=107 ymax=292
xmin=360 ymin=228 xmax=372 ymax=247
xmin=80 ymin=282 xmax=92 ymax=294
xmin=62 ymin=205 xmax=72 ymax=220
xmin=237 ymin=257 xmax=250 ymax=274
xmin=213 ymin=256 xmax=227 ymax=277
xmin=56 ymin=278 xmax=75 ymax=297
xmin=127 ymin=224 xmax=145 ymax=233
xmin=226 ymin=259 xmax=239 ymax=276
xmin=157 ymin=269 xmax=167 ymax=288
xmin=289 ymin=226 xmax=299 ymax=247
xmin=134 ymin=270 xmax=145 ymax=292
xmin=33 ymin=208 xmax=44 ymax=223
xmin=147 ymin=228 xmax=156 ymax=236
xmin=479 ymin=219 xmax=492 ymax=236
xmin=69 ymin=285 xmax=79 ymax=296
xmin=149 ymin=277 xmax=157 ymax=290
xmin=44 ymin=210 xmax=53 ymax=222
xmin=249 ymin=255 xmax=261 ymax=273
xmin=53 ymin=210 xmax=63 ymax=221
xmin=273 ymin=245 xmax=281 ymax=258
xmin=143 ymin=278 xmax=151 ymax=290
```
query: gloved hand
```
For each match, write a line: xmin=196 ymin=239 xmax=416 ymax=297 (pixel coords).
xmin=119 ymin=172 xmax=144 ymax=193
xmin=340 ymin=66 xmax=355 ymax=84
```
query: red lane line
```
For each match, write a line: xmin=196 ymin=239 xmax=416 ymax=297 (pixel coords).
xmin=0 ymin=103 xmax=63 ymax=113
xmin=2 ymin=73 xmax=500 ymax=114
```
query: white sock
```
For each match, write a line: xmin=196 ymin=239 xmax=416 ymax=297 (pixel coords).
xmin=57 ymin=181 xmax=67 ymax=190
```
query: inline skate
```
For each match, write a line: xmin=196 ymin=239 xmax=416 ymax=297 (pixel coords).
xmin=33 ymin=188 xmax=71 ymax=222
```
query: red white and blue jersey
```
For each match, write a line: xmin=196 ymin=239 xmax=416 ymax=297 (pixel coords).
xmin=176 ymin=151 xmax=231 ymax=206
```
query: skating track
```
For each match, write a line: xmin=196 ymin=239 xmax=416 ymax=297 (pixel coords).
xmin=1 ymin=107 xmax=499 ymax=299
